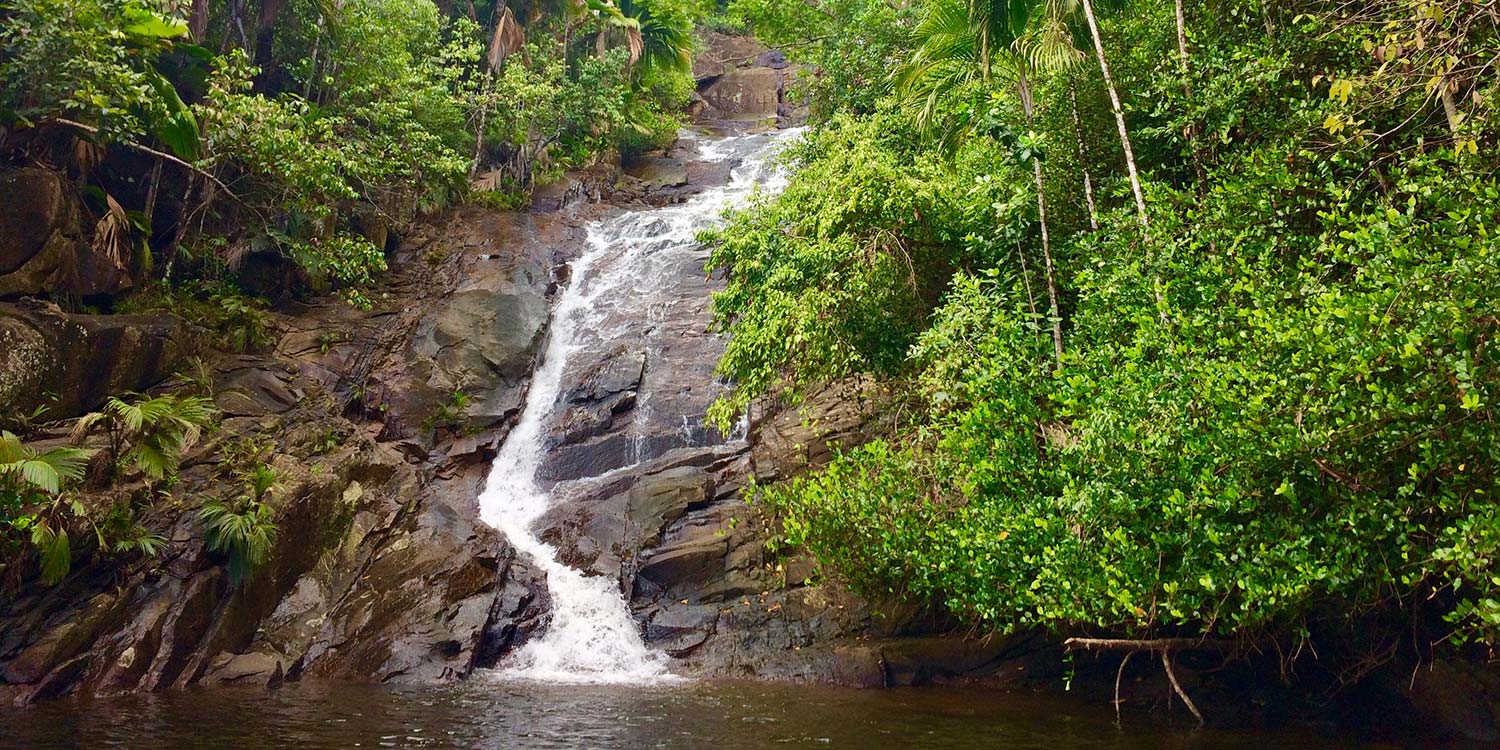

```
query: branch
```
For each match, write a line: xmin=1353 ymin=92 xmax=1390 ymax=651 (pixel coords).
xmin=1064 ymin=637 xmax=1234 ymax=652
xmin=43 ymin=118 xmax=241 ymax=203
xmin=1161 ymin=649 xmax=1206 ymax=726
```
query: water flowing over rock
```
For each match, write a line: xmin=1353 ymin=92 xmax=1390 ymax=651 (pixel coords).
xmin=475 ymin=129 xmax=802 ymax=684
xmin=0 ymin=117 xmax=1037 ymax=707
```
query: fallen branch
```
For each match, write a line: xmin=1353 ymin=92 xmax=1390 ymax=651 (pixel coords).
xmin=44 ymin=118 xmax=241 ymax=203
xmin=1064 ymin=637 xmax=1233 ymax=653
xmin=1161 ymin=648 xmax=1206 ymax=726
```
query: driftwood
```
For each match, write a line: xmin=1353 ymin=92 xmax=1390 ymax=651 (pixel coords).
xmin=1065 ymin=637 xmax=1231 ymax=727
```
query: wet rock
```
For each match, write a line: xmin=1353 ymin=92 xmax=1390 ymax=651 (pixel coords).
xmin=645 ymin=605 xmax=718 ymax=656
xmin=700 ymin=68 xmax=782 ymax=117
xmin=402 ymin=210 xmax=562 ymax=433
xmin=0 ymin=302 xmax=192 ymax=419
xmin=213 ymin=364 xmax=301 ymax=416
xmin=624 ymin=156 xmax=690 ymax=191
xmin=0 ymin=167 xmax=134 ymax=299
xmin=204 ymin=651 xmax=284 ymax=685
xmin=638 ymin=538 xmax=728 ymax=593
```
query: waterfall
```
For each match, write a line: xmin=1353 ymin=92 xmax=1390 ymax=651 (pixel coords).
xmin=477 ymin=127 xmax=802 ymax=684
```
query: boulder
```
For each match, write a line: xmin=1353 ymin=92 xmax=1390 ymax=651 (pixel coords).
xmin=0 ymin=168 xmax=133 ymax=299
xmin=700 ymin=68 xmax=783 ymax=117
xmin=0 ymin=302 xmax=192 ymax=419
xmin=692 ymin=32 xmax=770 ymax=80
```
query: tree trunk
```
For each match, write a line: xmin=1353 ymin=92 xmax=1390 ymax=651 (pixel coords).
xmin=143 ymin=160 xmax=164 ymax=246
xmin=189 ymin=0 xmax=209 ymax=41
xmin=1078 ymin=0 xmax=1148 ymax=228
xmin=1068 ymin=79 xmax=1099 ymax=231
xmin=471 ymin=75 xmax=492 ymax=177
xmin=1018 ymin=66 xmax=1064 ymax=369
xmin=1174 ymin=0 xmax=1207 ymax=186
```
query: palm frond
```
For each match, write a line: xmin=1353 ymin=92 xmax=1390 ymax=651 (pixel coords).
xmin=486 ymin=6 xmax=525 ymax=72
xmin=30 ymin=523 xmax=71 ymax=585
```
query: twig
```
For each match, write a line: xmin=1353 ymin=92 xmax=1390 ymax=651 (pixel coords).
xmin=1113 ymin=649 xmax=1135 ymax=724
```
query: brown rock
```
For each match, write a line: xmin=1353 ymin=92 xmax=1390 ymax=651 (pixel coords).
xmin=700 ymin=68 xmax=783 ymax=117
xmin=0 ymin=302 xmax=192 ymax=418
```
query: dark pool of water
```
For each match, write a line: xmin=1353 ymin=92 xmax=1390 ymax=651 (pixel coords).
xmin=0 ymin=678 xmax=1441 ymax=749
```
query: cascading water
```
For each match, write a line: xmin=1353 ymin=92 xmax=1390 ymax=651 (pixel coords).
xmin=477 ymin=127 xmax=802 ymax=684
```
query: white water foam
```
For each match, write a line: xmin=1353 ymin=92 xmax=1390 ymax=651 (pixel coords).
xmin=478 ymin=127 xmax=803 ymax=684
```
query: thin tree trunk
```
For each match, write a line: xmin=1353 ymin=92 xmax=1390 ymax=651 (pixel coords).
xmin=1032 ymin=156 xmax=1064 ymax=369
xmin=189 ymin=0 xmax=209 ymax=41
xmin=1018 ymin=66 xmax=1064 ymax=369
xmin=303 ymin=14 xmax=324 ymax=101
xmin=471 ymin=75 xmax=491 ymax=177
xmin=1014 ymin=240 xmax=1038 ymax=319
xmin=1174 ymin=0 xmax=1207 ymax=186
xmin=1078 ymin=0 xmax=1148 ymax=228
xmin=1068 ymin=79 xmax=1099 ymax=231
xmin=143 ymin=160 xmax=164 ymax=245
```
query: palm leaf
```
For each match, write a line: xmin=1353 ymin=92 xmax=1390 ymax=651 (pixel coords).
xmin=486 ymin=6 xmax=525 ymax=72
xmin=30 ymin=523 xmax=71 ymax=585
xmin=0 ymin=432 xmax=23 ymax=464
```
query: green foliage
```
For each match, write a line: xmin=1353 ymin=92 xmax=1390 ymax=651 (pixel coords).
xmin=0 ymin=431 xmax=90 ymax=499
xmin=728 ymin=0 xmax=911 ymax=119
xmin=119 ymin=281 xmax=274 ymax=353
xmin=703 ymin=109 xmax=1016 ymax=429
xmin=717 ymin=0 xmax=1500 ymax=659
xmin=424 ymin=389 xmax=472 ymax=432
xmin=198 ymin=495 xmax=277 ymax=587
xmin=0 ymin=0 xmax=198 ymax=148
xmin=200 ymin=441 xmax=279 ymax=586
xmin=1 ymin=430 xmax=169 ymax=586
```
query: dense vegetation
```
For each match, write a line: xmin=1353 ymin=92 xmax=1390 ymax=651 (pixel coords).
xmin=0 ymin=0 xmax=702 ymax=587
xmin=1 ymin=0 xmax=699 ymax=306
xmin=709 ymin=0 xmax=1500 ymax=666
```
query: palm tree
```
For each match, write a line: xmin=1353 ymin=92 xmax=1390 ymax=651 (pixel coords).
xmin=0 ymin=432 xmax=89 ymax=498
xmin=898 ymin=0 xmax=1067 ymax=368
xmin=618 ymin=0 xmax=693 ymax=77
xmin=70 ymin=394 xmax=216 ymax=483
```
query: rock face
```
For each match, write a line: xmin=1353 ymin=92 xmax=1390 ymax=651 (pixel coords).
xmin=0 ymin=190 xmax=581 ymax=705
xmin=700 ymin=68 xmax=784 ymax=117
xmin=693 ymin=31 xmax=807 ymax=125
xmin=0 ymin=302 xmax=192 ymax=419
xmin=402 ymin=210 xmax=565 ymax=432
xmin=0 ymin=168 xmax=134 ymax=299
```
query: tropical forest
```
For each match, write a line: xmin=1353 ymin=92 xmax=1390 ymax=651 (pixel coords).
xmin=0 ymin=0 xmax=1496 ymax=744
